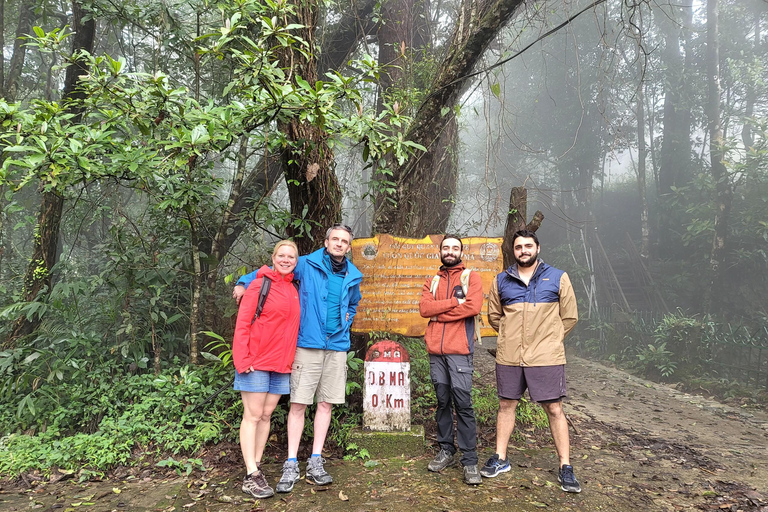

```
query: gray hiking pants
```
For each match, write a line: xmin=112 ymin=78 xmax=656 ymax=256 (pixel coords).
xmin=429 ymin=353 xmax=478 ymax=466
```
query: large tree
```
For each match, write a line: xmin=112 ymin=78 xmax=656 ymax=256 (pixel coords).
xmin=374 ymin=0 xmax=528 ymax=236
xmin=703 ymin=0 xmax=731 ymax=314
xmin=657 ymin=1 xmax=693 ymax=251
xmin=8 ymin=0 xmax=95 ymax=343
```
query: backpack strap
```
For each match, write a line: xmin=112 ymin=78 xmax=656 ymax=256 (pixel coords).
xmin=429 ymin=274 xmax=441 ymax=297
xmin=429 ymin=274 xmax=442 ymax=322
xmin=460 ymin=268 xmax=483 ymax=346
xmin=251 ymin=278 xmax=272 ymax=324
xmin=460 ymin=268 xmax=471 ymax=296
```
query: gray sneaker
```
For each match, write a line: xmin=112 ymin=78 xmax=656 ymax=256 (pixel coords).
xmin=275 ymin=460 xmax=300 ymax=493
xmin=242 ymin=470 xmax=274 ymax=499
xmin=427 ymin=449 xmax=457 ymax=472
xmin=306 ymin=456 xmax=333 ymax=485
xmin=463 ymin=464 xmax=482 ymax=485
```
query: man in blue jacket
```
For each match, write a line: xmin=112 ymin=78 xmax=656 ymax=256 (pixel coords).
xmin=233 ymin=225 xmax=362 ymax=492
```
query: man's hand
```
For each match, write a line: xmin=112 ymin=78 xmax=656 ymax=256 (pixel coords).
xmin=233 ymin=285 xmax=246 ymax=304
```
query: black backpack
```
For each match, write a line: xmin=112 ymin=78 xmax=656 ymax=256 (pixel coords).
xmin=251 ymin=277 xmax=300 ymax=324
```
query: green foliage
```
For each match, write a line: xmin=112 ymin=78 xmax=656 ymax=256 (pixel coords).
xmin=201 ymin=331 xmax=233 ymax=368
xmin=582 ymin=311 xmax=768 ymax=389
xmin=345 ymin=350 xmax=364 ymax=395
xmin=511 ymin=397 xmax=549 ymax=434
xmin=0 ymin=0 xmax=427 ymax=370
xmin=0 ymin=364 xmax=239 ymax=477
xmin=471 ymin=384 xmax=500 ymax=424
xmin=156 ymin=456 xmax=207 ymax=476
xmin=342 ymin=442 xmax=371 ymax=461
xmin=635 ymin=342 xmax=678 ymax=379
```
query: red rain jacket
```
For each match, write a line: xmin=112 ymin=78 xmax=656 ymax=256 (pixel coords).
xmin=232 ymin=265 xmax=300 ymax=373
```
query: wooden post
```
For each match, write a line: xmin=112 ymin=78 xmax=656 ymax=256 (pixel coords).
xmin=501 ymin=187 xmax=544 ymax=269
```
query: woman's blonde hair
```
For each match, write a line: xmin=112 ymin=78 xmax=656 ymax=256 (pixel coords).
xmin=272 ymin=239 xmax=299 ymax=258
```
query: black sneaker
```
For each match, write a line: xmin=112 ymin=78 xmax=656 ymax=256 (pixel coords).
xmin=480 ymin=454 xmax=511 ymax=478
xmin=242 ymin=470 xmax=274 ymax=499
xmin=427 ymin=448 xmax=457 ymax=472
xmin=558 ymin=464 xmax=581 ymax=493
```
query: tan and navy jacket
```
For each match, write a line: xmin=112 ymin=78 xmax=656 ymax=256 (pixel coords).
xmin=488 ymin=261 xmax=578 ymax=366
xmin=419 ymin=263 xmax=483 ymax=356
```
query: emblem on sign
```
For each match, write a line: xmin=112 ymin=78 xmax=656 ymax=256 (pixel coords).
xmin=362 ymin=243 xmax=378 ymax=260
xmin=480 ymin=242 xmax=500 ymax=262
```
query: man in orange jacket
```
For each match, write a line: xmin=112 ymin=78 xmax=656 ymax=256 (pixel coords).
xmin=419 ymin=235 xmax=483 ymax=485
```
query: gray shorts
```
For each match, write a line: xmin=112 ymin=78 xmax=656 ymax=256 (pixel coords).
xmin=290 ymin=347 xmax=348 ymax=405
xmin=496 ymin=364 xmax=567 ymax=403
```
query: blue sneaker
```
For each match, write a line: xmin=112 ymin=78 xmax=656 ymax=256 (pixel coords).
xmin=558 ymin=464 xmax=581 ymax=493
xmin=479 ymin=454 xmax=511 ymax=478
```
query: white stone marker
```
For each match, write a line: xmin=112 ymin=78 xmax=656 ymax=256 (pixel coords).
xmin=363 ymin=340 xmax=411 ymax=432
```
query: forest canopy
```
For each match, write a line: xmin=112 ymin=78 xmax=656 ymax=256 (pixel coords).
xmin=1 ymin=0 xmax=767 ymax=456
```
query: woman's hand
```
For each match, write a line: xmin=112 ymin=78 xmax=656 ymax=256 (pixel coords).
xmin=233 ymin=285 xmax=246 ymax=304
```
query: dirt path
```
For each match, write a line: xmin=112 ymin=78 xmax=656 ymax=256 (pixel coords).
xmin=566 ymin=357 xmax=768 ymax=493
xmin=2 ymin=354 xmax=767 ymax=511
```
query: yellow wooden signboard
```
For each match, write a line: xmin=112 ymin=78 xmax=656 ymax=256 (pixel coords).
xmin=350 ymin=234 xmax=504 ymax=337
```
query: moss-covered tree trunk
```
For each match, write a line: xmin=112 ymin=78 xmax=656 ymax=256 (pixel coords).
xmin=278 ymin=0 xmax=342 ymax=254
xmin=374 ymin=0 xmax=526 ymax=236
xmin=703 ymin=0 xmax=731 ymax=315
xmin=371 ymin=0 xmax=458 ymax=237
xmin=7 ymin=0 xmax=95 ymax=345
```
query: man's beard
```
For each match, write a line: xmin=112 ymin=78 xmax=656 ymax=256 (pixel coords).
xmin=441 ymin=255 xmax=461 ymax=267
xmin=514 ymin=252 xmax=538 ymax=268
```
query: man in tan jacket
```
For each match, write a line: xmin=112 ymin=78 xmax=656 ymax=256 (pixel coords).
xmin=480 ymin=230 xmax=581 ymax=493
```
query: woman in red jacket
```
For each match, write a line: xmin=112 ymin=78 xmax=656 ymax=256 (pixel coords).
xmin=233 ymin=240 xmax=300 ymax=500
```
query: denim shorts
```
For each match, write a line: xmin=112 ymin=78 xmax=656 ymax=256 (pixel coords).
xmin=234 ymin=369 xmax=290 ymax=395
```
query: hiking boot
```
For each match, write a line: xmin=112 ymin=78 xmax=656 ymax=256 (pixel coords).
xmin=242 ymin=470 xmax=274 ymax=499
xmin=275 ymin=459 xmax=300 ymax=493
xmin=480 ymin=454 xmax=511 ymax=478
xmin=463 ymin=464 xmax=482 ymax=485
xmin=427 ymin=448 xmax=457 ymax=472
xmin=306 ymin=456 xmax=333 ymax=486
xmin=558 ymin=464 xmax=581 ymax=493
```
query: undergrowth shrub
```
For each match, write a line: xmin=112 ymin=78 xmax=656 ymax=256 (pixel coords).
xmin=1 ymin=329 xmax=552 ymax=476
xmin=0 ymin=363 xmax=241 ymax=477
xmin=579 ymin=311 xmax=768 ymax=389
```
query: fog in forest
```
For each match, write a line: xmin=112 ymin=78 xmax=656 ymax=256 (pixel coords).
xmin=1 ymin=0 xmax=767 ymax=478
